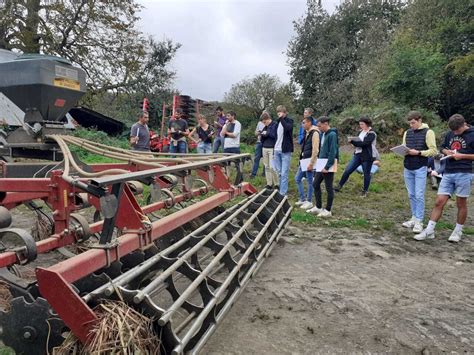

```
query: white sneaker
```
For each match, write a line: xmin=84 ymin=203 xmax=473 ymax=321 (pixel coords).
xmin=402 ymin=217 xmax=416 ymax=228
xmin=306 ymin=206 xmax=322 ymax=214
xmin=317 ymin=209 xmax=332 ymax=218
xmin=414 ymin=229 xmax=435 ymax=241
xmin=295 ymin=200 xmax=305 ymax=206
xmin=412 ymin=221 xmax=424 ymax=233
xmin=448 ymin=229 xmax=462 ymax=243
xmin=300 ymin=201 xmax=313 ymax=210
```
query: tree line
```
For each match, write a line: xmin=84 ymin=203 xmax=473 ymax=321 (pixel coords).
xmin=287 ymin=0 xmax=473 ymax=122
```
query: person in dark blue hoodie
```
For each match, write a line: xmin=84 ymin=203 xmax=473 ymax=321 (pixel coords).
xmin=415 ymin=114 xmax=474 ymax=243
xmin=273 ymin=105 xmax=294 ymax=195
xmin=260 ymin=111 xmax=279 ymax=188
xmin=298 ymin=108 xmax=318 ymax=145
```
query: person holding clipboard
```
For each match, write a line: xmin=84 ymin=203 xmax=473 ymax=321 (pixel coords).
xmin=306 ymin=116 xmax=339 ymax=217
xmin=295 ymin=117 xmax=320 ymax=210
xmin=334 ymin=117 xmax=378 ymax=197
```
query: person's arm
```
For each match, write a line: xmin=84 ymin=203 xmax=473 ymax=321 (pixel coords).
xmin=220 ymin=122 xmax=228 ymax=137
xmin=351 ymin=132 xmax=375 ymax=147
xmin=130 ymin=125 xmax=138 ymax=145
xmin=267 ymin=123 xmax=277 ymax=140
xmin=324 ymin=133 xmax=337 ymax=171
xmin=452 ymin=153 xmax=474 ymax=161
xmin=214 ymin=118 xmax=224 ymax=129
xmin=255 ymin=123 xmax=261 ymax=137
xmin=280 ymin=117 xmax=293 ymax=132
xmin=402 ymin=131 xmax=407 ymax=145
xmin=226 ymin=122 xmax=241 ymax=138
xmin=420 ymin=130 xmax=437 ymax=157
xmin=298 ymin=125 xmax=304 ymax=145
xmin=189 ymin=127 xmax=199 ymax=143
xmin=308 ymin=131 xmax=320 ymax=169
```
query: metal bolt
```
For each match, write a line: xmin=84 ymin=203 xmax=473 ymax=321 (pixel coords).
xmin=23 ymin=331 xmax=31 ymax=339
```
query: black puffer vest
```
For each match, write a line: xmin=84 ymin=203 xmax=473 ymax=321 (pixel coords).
xmin=404 ymin=128 xmax=428 ymax=170
xmin=299 ymin=130 xmax=316 ymax=160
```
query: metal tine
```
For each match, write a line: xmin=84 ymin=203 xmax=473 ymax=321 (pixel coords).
xmin=237 ymin=210 xmax=253 ymax=220
xmin=132 ymin=190 xmax=274 ymax=304
xmin=156 ymin=190 xmax=279 ymax=326
xmin=170 ymin=195 xmax=289 ymax=353
xmin=189 ymin=206 xmax=293 ymax=354
xmin=82 ymin=194 xmax=259 ymax=303
xmin=250 ymin=218 xmax=265 ymax=231
xmin=223 ymin=222 xmax=241 ymax=235
xmin=184 ymin=205 xmax=292 ymax=354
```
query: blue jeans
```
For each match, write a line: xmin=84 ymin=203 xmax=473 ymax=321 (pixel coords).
xmin=212 ymin=136 xmax=225 ymax=153
xmin=295 ymin=166 xmax=314 ymax=202
xmin=197 ymin=142 xmax=212 ymax=153
xmin=169 ymin=140 xmax=187 ymax=154
xmin=273 ymin=151 xmax=292 ymax=195
xmin=338 ymin=154 xmax=373 ymax=192
xmin=251 ymin=141 xmax=263 ymax=176
xmin=404 ymin=166 xmax=427 ymax=221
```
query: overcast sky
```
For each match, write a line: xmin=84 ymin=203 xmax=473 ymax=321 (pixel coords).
xmin=138 ymin=0 xmax=340 ymax=101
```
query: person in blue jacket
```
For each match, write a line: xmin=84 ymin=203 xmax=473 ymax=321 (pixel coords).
xmin=298 ymin=108 xmax=318 ymax=145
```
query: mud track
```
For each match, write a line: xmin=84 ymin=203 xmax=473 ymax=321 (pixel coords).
xmin=204 ymin=224 xmax=474 ymax=354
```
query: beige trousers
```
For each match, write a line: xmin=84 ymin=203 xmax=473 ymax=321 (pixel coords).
xmin=262 ymin=147 xmax=279 ymax=186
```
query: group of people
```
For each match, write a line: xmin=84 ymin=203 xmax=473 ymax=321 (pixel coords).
xmin=252 ymin=109 xmax=473 ymax=242
xmin=254 ymin=107 xmax=379 ymax=218
xmin=130 ymin=106 xmax=473 ymax=243
xmin=129 ymin=107 xmax=241 ymax=154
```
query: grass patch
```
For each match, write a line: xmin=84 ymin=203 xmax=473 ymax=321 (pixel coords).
xmin=243 ymin=144 xmax=472 ymax=235
xmin=436 ymin=221 xmax=474 ymax=235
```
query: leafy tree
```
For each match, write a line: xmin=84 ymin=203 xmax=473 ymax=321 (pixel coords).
xmin=398 ymin=0 xmax=474 ymax=120
xmin=287 ymin=0 xmax=405 ymax=114
xmin=375 ymin=36 xmax=447 ymax=109
xmin=0 ymin=0 xmax=180 ymax=95
xmin=223 ymin=74 xmax=296 ymax=118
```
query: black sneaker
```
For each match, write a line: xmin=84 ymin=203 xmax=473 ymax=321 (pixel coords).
xmin=334 ymin=185 xmax=342 ymax=192
xmin=361 ymin=190 xmax=368 ymax=197
xmin=274 ymin=185 xmax=280 ymax=190
xmin=265 ymin=185 xmax=272 ymax=189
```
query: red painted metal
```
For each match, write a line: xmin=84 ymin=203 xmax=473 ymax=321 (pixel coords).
xmin=35 ymin=183 xmax=254 ymax=343
xmin=36 ymin=268 xmax=98 ymax=343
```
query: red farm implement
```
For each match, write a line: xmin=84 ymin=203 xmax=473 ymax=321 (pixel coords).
xmin=0 ymin=51 xmax=292 ymax=354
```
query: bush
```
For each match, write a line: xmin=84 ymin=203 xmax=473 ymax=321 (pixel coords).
xmin=71 ymin=128 xmax=129 ymax=162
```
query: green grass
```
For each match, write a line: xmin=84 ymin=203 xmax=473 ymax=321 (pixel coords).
xmin=242 ymin=145 xmax=472 ymax=234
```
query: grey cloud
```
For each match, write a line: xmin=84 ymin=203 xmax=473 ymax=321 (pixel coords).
xmin=138 ymin=0 xmax=340 ymax=101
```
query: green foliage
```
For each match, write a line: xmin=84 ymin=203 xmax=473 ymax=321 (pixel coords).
xmin=289 ymin=0 xmax=473 ymax=121
xmin=356 ymin=0 xmax=473 ymax=120
xmin=288 ymin=0 xmax=405 ymax=114
xmin=375 ymin=39 xmax=447 ymax=109
xmin=0 ymin=0 xmax=180 ymax=96
xmin=71 ymin=127 xmax=129 ymax=163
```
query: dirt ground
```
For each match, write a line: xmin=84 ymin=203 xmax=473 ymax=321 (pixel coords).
xmin=203 ymin=222 xmax=474 ymax=354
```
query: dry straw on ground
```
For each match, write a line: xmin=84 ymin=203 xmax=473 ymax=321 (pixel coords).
xmin=54 ymin=300 xmax=161 ymax=355
xmin=0 ymin=280 xmax=12 ymax=311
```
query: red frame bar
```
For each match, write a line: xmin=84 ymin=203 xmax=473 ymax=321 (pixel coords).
xmin=36 ymin=183 xmax=254 ymax=343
